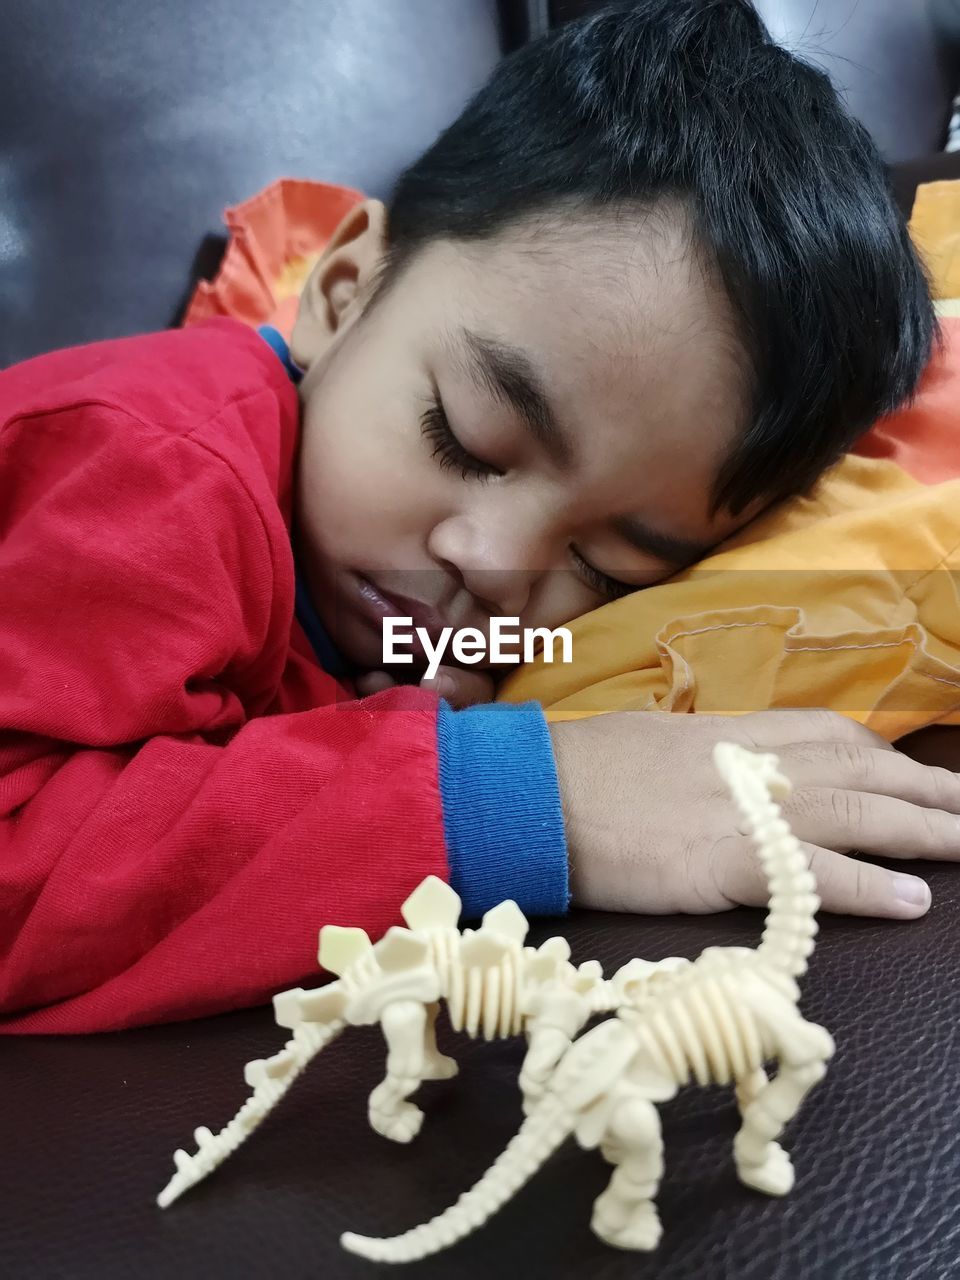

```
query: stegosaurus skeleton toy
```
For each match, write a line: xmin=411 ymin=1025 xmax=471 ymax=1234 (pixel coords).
xmin=156 ymin=855 xmax=643 ymax=1204
xmin=158 ymin=742 xmax=835 ymax=1263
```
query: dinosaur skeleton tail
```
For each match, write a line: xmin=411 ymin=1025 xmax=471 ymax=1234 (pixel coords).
xmin=157 ymin=1017 xmax=345 ymax=1208
xmin=341 ymin=1098 xmax=571 ymax=1264
xmin=715 ymin=743 xmax=820 ymax=982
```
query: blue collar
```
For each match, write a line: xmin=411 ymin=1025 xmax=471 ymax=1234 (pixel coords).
xmin=258 ymin=324 xmax=356 ymax=678
xmin=259 ymin=324 xmax=304 ymax=384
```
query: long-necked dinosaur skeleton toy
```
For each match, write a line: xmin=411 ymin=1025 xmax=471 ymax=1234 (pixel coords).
xmin=158 ymin=742 xmax=835 ymax=1262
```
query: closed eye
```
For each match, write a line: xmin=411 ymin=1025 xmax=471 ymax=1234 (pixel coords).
xmin=421 ymin=390 xmax=641 ymax=602
xmin=420 ymin=393 xmax=502 ymax=482
xmin=569 ymin=545 xmax=639 ymax=601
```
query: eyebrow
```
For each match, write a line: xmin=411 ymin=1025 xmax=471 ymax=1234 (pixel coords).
xmin=452 ymin=326 xmax=717 ymax=570
xmin=456 ymin=327 xmax=577 ymax=471
xmin=611 ymin=516 xmax=716 ymax=568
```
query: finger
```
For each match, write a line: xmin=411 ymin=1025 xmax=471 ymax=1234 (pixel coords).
xmin=780 ymin=741 xmax=960 ymax=814
xmin=741 ymin=707 xmax=896 ymax=752
xmin=714 ymin=837 xmax=931 ymax=919
xmin=355 ymin=671 xmax=397 ymax=697
xmin=420 ymin=665 xmax=496 ymax=708
xmin=783 ymin=787 xmax=960 ymax=862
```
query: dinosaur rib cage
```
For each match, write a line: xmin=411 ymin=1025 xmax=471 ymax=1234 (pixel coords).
xmin=629 ymin=973 xmax=775 ymax=1087
xmin=429 ymin=931 xmax=525 ymax=1040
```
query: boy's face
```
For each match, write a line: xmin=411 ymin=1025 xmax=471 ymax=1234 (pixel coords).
xmin=291 ymin=199 xmax=763 ymax=676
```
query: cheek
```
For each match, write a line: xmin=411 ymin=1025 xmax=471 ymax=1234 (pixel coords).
xmin=297 ymin=394 xmax=438 ymax=559
xmin=522 ymin=567 xmax=599 ymax=632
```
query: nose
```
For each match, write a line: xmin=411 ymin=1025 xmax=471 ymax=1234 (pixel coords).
xmin=428 ymin=514 xmax=546 ymax=618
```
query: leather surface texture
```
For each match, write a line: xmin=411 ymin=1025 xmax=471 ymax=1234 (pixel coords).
xmin=0 ymin=0 xmax=503 ymax=365
xmin=3 ymin=868 xmax=960 ymax=1279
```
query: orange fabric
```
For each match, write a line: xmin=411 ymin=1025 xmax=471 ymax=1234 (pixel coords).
xmin=183 ymin=179 xmax=365 ymax=340
xmin=853 ymin=320 xmax=960 ymax=484
xmin=909 ymin=180 xmax=960 ymax=301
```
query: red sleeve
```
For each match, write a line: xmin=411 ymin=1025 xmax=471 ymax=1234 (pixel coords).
xmin=0 ymin=401 xmax=448 ymax=1034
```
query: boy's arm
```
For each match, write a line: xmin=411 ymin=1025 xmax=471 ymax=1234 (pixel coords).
xmin=0 ymin=687 xmax=567 ymax=1033
xmin=0 ymin=401 xmax=567 ymax=1033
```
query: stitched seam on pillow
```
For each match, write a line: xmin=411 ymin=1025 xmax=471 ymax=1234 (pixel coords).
xmin=788 ymin=640 xmax=960 ymax=689
xmin=789 ymin=639 xmax=918 ymax=652
xmin=662 ymin=536 xmax=960 ymax=654
xmin=660 ymin=619 xmax=783 ymax=645
xmin=662 ymin=622 xmax=960 ymax=690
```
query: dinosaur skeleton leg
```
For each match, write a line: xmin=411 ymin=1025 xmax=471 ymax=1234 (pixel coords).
xmin=591 ymin=1094 xmax=665 ymax=1252
xmin=369 ymin=1000 xmax=431 ymax=1143
xmin=730 ymin=978 xmax=833 ymax=1197
xmin=519 ymin=1023 xmax=573 ymax=1114
xmin=420 ymin=1001 xmax=458 ymax=1081
xmin=734 ymin=1066 xmax=769 ymax=1112
xmin=519 ymin=987 xmax=595 ymax=1113
xmin=733 ymin=1057 xmax=827 ymax=1197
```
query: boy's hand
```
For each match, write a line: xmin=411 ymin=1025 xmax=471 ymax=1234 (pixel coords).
xmin=355 ymin=664 xmax=496 ymax=708
xmin=548 ymin=707 xmax=958 ymax=920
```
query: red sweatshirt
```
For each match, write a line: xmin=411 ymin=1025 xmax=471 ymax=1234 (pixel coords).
xmin=0 ymin=319 xmax=568 ymax=1033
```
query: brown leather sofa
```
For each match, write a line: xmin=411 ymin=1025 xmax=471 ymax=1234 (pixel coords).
xmin=3 ymin=4 xmax=960 ymax=1277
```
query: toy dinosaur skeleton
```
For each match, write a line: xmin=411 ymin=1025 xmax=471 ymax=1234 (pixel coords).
xmin=157 ymin=862 xmax=674 ymax=1209
xmin=158 ymin=741 xmax=834 ymax=1265
xmin=338 ymin=742 xmax=835 ymax=1262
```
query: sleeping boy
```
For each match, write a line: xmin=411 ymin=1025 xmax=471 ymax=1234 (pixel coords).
xmin=2 ymin=0 xmax=957 ymax=1033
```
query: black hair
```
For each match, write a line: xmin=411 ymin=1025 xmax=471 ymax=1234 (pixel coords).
xmin=368 ymin=0 xmax=939 ymax=518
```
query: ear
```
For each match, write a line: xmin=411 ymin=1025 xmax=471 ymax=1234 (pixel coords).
xmin=290 ymin=197 xmax=388 ymax=369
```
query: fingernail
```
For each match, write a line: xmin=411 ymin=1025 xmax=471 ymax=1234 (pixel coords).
xmin=892 ymin=874 xmax=930 ymax=909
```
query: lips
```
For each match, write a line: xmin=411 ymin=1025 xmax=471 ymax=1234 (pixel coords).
xmin=354 ymin=574 xmax=451 ymax=645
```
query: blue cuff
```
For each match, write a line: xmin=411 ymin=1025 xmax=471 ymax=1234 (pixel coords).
xmin=436 ymin=699 xmax=570 ymax=921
